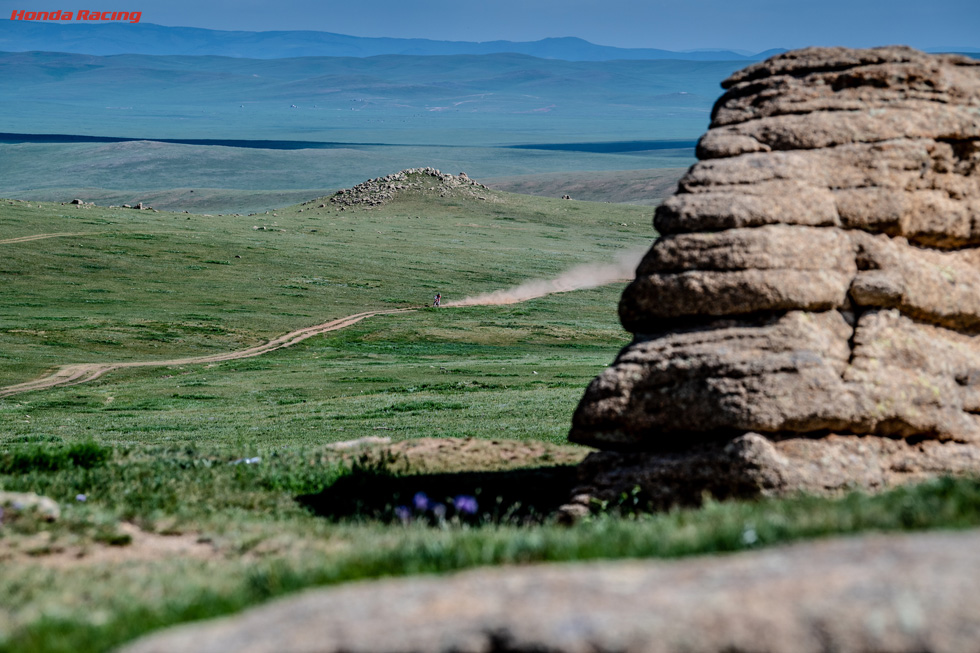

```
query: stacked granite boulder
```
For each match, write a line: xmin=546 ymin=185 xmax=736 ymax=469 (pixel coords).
xmin=569 ymin=46 xmax=980 ymax=510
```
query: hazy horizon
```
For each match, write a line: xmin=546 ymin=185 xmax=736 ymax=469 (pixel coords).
xmin=2 ymin=0 xmax=979 ymax=53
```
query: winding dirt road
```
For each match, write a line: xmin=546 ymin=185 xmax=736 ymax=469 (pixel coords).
xmin=0 ymin=309 xmax=414 ymax=399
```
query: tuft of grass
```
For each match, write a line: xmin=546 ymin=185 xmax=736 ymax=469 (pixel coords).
xmin=0 ymin=441 xmax=111 ymax=474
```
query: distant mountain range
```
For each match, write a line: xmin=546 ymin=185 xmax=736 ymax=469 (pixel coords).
xmin=0 ymin=21 xmax=788 ymax=60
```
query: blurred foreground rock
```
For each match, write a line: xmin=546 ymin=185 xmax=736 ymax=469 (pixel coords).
xmin=569 ymin=46 xmax=980 ymax=509
xmin=0 ymin=491 xmax=60 ymax=522
xmin=120 ymin=528 xmax=980 ymax=653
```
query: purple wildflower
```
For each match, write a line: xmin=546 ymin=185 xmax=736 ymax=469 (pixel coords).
xmin=412 ymin=491 xmax=430 ymax=512
xmin=394 ymin=505 xmax=412 ymax=524
xmin=453 ymin=495 xmax=479 ymax=515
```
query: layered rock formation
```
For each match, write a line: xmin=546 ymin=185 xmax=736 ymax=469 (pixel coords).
xmin=570 ymin=46 xmax=980 ymax=509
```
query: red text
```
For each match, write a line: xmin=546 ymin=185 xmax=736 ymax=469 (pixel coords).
xmin=10 ymin=9 xmax=142 ymax=23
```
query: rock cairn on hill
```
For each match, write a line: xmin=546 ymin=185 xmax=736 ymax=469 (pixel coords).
xmin=322 ymin=167 xmax=490 ymax=209
xmin=568 ymin=46 xmax=980 ymax=512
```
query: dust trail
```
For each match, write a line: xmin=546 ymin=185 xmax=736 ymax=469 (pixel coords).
xmin=446 ymin=247 xmax=648 ymax=307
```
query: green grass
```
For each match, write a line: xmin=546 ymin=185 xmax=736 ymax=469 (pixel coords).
xmin=3 ymin=475 xmax=980 ymax=653
xmin=0 ymin=187 xmax=650 ymax=385
xmin=3 ymin=185 xmax=980 ymax=652
xmin=0 ymin=184 xmax=647 ymax=648
xmin=486 ymin=167 xmax=687 ymax=206
xmin=1 ymin=299 xmax=625 ymax=452
xmin=0 ymin=441 xmax=111 ymax=474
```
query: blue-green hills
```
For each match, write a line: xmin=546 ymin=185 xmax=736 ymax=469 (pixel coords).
xmin=0 ymin=21 xmax=781 ymax=60
xmin=0 ymin=50 xmax=743 ymax=142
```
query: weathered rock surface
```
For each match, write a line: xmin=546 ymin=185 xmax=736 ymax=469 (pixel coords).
xmin=698 ymin=46 xmax=980 ymax=156
xmin=570 ymin=46 xmax=980 ymax=507
xmin=567 ymin=434 xmax=980 ymax=512
xmin=120 ymin=528 xmax=980 ymax=653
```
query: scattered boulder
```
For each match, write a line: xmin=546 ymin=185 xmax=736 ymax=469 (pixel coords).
xmin=0 ymin=491 xmax=60 ymax=522
xmin=119 ymin=528 xmax=980 ymax=653
xmin=569 ymin=46 xmax=980 ymax=510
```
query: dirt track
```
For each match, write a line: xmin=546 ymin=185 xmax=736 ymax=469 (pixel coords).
xmin=1 ymin=229 xmax=633 ymax=398
xmin=0 ymin=232 xmax=94 ymax=245
xmin=2 ymin=278 xmax=627 ymax=398
xmin=0 ymin=309 xmax=414 ymax=398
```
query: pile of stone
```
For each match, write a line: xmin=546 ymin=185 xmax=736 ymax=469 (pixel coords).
xmin=568 ymin=46 xmax=980 ymax=511
xmin=324 ymin=167 xmax=491 ymax=209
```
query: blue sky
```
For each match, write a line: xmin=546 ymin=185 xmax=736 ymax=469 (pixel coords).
xmin=4 ymin=0 xmax=979 ymax=51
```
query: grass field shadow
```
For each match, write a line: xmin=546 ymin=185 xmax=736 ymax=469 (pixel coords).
xmin=297 ymin=461 xmax=579 ymax=525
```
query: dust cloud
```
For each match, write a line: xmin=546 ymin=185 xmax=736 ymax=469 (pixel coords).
xmin=446 ymin=247 xmax=648 ymax=307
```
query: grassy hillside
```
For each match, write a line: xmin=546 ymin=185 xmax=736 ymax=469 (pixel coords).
xmin=487 ymin=167 xmax=686 ymax=206
xmin=0 ymin=176 xmax=652 ymax=386
xmin=0 ymin=180 xmax=650 ymax=649
xmin=4 ymin=181 xmax=980 ymax=653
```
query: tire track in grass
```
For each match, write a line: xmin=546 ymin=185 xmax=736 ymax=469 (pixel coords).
xmin=0 ymin=309 xmax=415 ymax=398
xmin=0 ymin=232 xmax=96 ymax=245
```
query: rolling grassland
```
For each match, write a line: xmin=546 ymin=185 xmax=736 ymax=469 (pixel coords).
xmin=3 ymin=182 xmax=980 ymax=653
xmin=0 ymin=50 xmax=720 ymax=213
xmin=0 ymin=140 xmax=693 ymax=214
